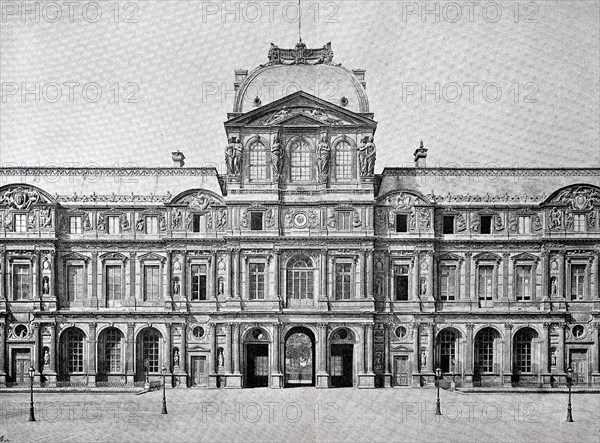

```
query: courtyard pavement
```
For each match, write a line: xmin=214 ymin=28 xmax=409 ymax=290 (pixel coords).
xmin=0 ymin=387 xmax=598 ymax=442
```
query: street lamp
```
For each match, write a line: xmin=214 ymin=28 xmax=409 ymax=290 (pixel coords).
xmin=435 ymin=367 xmax=442 ymax=416
xmin=566 ymin=367 xmax=574 ymax=422
xmin=161 ymin=365 xmax=168 ymax=415
xmin=28 ymin=366 xmax=36 ymax=422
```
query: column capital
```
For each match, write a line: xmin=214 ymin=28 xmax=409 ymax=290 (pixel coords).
xmin=466 ymin=323 xmax=475 ymax=331
xmin=504 ymin=323 xmax=513 ymax=331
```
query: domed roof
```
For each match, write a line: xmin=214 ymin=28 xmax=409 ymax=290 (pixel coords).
xmin=233 ymin=42 xmax=369 ymax=114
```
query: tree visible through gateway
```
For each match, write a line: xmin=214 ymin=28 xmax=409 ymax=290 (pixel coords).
xmin=285 ymin=330 xmax=314 ymax=386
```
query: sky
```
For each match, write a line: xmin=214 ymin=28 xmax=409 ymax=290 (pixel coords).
xmin=1 ymin=0 xmax=599 ymax=173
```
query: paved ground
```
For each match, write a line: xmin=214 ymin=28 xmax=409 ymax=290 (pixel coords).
xmin=1 ymin=388 xmax=598 ymax=442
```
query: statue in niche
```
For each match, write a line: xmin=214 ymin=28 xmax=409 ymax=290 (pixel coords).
xmin=550 ymin=276 xmax=557 ymax=297
xmin=421 ymin=351 xmax=427 ymax=367
xmin=173 ymin=349 xmax=180 ymax=367
xmin=551 ymin=349 xmax=557 ymax=366
xmin=217 ymin=348 xmax=225 ymax=367
xmin=135 ymin=217 xmax=144 ymax=232
xmin=172 ymin=209 xmax=183 ymax=230
xmin=271 ymin=133 xmax=284 ymax=178
xmin=43 ymin=348 xmax=50 ymax=367
xmin=40 ymin=207 xmax=52 ymax=228
xmin=42 ymin=277 xmax=50 ymax=295
xmin=419 ymin=277 xmax=427 ymax=297
xmin=550 ymin=208 xmax=562 ymax=229
xmin=232 ymin=138 xmax=243 ymax=176
xmin=172 ymin=277 xmax=180 ymax=295
xmin=225 ymin=137 xmax=236 ymax=175
xmin=316 ymin=133 xmax=331 ymax=181
xmin=218 ymin=277 xmax=225 ymax=296
xmin=358 ymin=136 xmax=376 ymax=176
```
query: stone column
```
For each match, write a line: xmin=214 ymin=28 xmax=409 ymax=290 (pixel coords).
xmin=366 ymin=324 xmax=374 ymax=373
xmin=384 ymin=323 xmax=392 ymax=387
xmin=502 ymin=324 xmax=513 ymax=386
xmin=502 ymin=252 xmax=510 ymax=301
xmin=591 ymin=323 xmax=599 ymax=376
xmin=316 ymin=323 xmax=329 ymax=388
xmin=557 ymin=251 xmax=565 ymax=299
xmin=593 ymin=253 xmax=600 ymax=301
xmin=320 ymin=250 xmax=328 ymax=303
xmin=357 ymin=325 xmax=365 ymax=373
xmin=179 ymin=323 xmax=187 ymax=374
xmin=541 ymin=252 xmax=549 ymax=300
xmin=0 ymin=321 xmax=5 ymax=386
xmin=228 ymin=323 xmax=242 ymax=388
xmin=91 ymin=251 xmax=98 ymax=309
xmin=233 ymin=250 xmax=240 ymax=299
xmin=540 ymin=323 xmax=550 ymax=386
xmin=426 ymin=252 xmax=434 ymax=301
xmin=273 ymin=250 xmax=281 ymax=308
xmin=164 ymin=324 xmax=172 ymax=373
xmin=165 ymin=251 xmax=173 ymax=308
xmin=556 ymin=323 xmax=565 ymax=373
xmin=464 ymin=252 xmax=472 ymax=302
xmin=412 ymin=253 xmax=420 ymax=301
xmin=88 ymin=323 xmax=97 ymax=385
xmin=411 ymin=323 xmax=420 ymax=374
xmin=32 ymin=323 xmax=40 ymax=376
xmin=366 ymin=250 xmax=374 ymax=299
xmin=271 ymin=322 xmax=283 ymax=388
xmin=126 ymin=323 xmax=135 ymax=384
xmin=0 ymin=249 xmax=6 ymax=304
xmin=426 ymin=323 xmax=434 ymax=373
xmin=358 ymin=323 xmax=375 ymax=388
xmin=464 ymin=323 xmax=474 ymax=386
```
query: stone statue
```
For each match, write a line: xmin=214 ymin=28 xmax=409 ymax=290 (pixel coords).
xmin=173 ymin=349 xmax=180 ymax=367
xmin=419 ymin=277 xmax=427 ymax=297
xmin=225 ymin=137 xmax=236 ymax=175
xmin=271 ymin=135 xmax=284 ymax=178
xmin=551 ymin=349 xmax=557 ymax=366
xmin=172 ymin=209 xmax=182 ymax=230
xmin=173 ymin=277 xmax=180 ymax=295
xmin=42 ymin=277 xmax=50 ymax=295
xmin=317 ymin=133 xmax=331 ymax=181
xmin=550 ymin=208 xmax=562 ymax=229
xmin=40 ymin=207 xmax=52 ymax=228
xmin=551 ymin=276 xmax=557 ymax=297
xmin=43 ymin=348 xmax=50 ymax=366
xmin=232 ymin=137 xmax=243 ymax=176
xmin=358 ymin=136 xmax=376 ymax=176
xmin=217 ymin=348 xmax=225 ymax=367
xmin=135 ymin=217 xmax=144 ymax=232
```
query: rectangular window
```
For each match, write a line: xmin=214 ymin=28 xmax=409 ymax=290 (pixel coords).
xmin=335 ymin=150 xmax=352 ymax=180
xmin=67 ymin=265 xmax=84 ymax=301
xmin=395 ymin=214 xmax=408 ymax=233
xmin=13 ymin=214 xmax=27 ymax=233
xmin=107 ymin=216 xmax=120 ymax=234
xmin=440 ymin=265 xmax=456 ymax=301
xmin=145 ymin=216 xmax=159 ymax=234
xmin=518 ymin=216 xmax=531 ymax=234
xmin=480 ymin=215 xmax=492 ymax=234
xmin=335 ymin=263 xmax=352 ymax=300
xmin=192 ymin=214 xmax=202 ymax=233
xmin=191 ymin=264 xmax=207 ymax=301
xmin=515 ymin=265 xmax=532 ymax=301
xmin=573 ymin=214 xmax=586 ymax=232
xmin=143 ymin=266 xmax=160 ymax=301
xmin=478 ymin=266 xmax=494 ymax=307
xmin=249 ymin=263 xmax=265 ymax=300
xmin=394 ymin=265 xmax=409 ymax=301
xmin=442 ymin=216 xmax=455 ymax=234
xmin=250 ymin=212 xmax=263 ymax=231
xmin=571 ymin=264 xmax=586 ymax=300
xmin=249 ymin=149 xmax=267 ymax=181
xmin=291 ymin=150 xmax=311 ymax=181
xmin=13 ymin=264 xmax=30 ymax=300
xmin=106 ymin=265 xmax=122 ymax=301
xmin=69 ymin=216 xmax=82 ymax=234
xmin=337 ymin=212 xmax=351 ymax=231
xmin=330 ymin=355 xmax=343 ymax=376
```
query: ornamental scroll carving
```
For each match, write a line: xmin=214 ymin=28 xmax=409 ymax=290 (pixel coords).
xmin=551 ymin=185 xmax=599 ymax=210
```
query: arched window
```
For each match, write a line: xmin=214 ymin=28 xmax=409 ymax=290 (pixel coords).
xmin=290 ymin=138 xmax=312 ymax=181
xmin=514 ymin=328 xmax=537 ymax=373
xmin=249 ymin=141 xmax=267 ymax=181
xmin=334 ymin=141 xmax=353 ymax=180
xmin=99 ymin=327 xmax=123 ymax=374
xmin=140 ymin=328 xmax=161 ymax=373
xmin=437 ymin=329 xmax=457 ymax=373
xmin=62 ymin=328 xmax=85 ymax=374
xmin=475 ymin=328 xmax=500 ymax=373
xmin=287 ymin=255 xmax=314 ymax=303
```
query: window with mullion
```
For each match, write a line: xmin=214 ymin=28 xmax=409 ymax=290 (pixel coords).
xmin=106 ymin=265 xmax=122 ymax=302
xmin=335 ymin=141 xmax=353 ymax=180
xmin=514 ymin=330 xmax=534 ymax=373
xmin=476 ymin=329 xmax=495 ymax=373
xmin=143 ymin=265 xmax=160 ymax=301
xmin=477 ymin=265 xmax=494 ymax=307
xmin=249 ymin=263 xmax=266 ymax=300
xmin=249 ymin=142 xmax=267 ymax=181
xmin=570 ymin=264 xmax=586 ymax=300
xmin=335 ymin=262 xmax=352 ymax=300
xmin=102 ymin=328 xmax=123 ymax=373
xmin=64 ymin=329 xmax=85 ymax=373
xmin=290 ymin=139 xmax=312 ymax=181
xmin=67 ymin=265 xmax=84 ymax=301
xmin=439 ymin=265 xmax=457 ymax=301
xmin=13 ymin=264 xmax=31 ymax=300
xmin=142 ymin=331 xmax=160 ymax=373
xmin=515 ymin=265 xmax=532 ymax=301
xmin=191 ymin=264 xmax=207 ymax=301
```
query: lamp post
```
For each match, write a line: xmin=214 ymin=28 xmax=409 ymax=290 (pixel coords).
xmin=161 ymin=365 xmax=168 ymax=415
xmin=566 ymin=367 xmax=573 ymax=422
xmin=435 ymin=367 xmax=442 ymax=416
xmin=28 ymin=366 xmax=36 ymax=422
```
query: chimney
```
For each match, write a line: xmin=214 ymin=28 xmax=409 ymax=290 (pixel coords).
xmin=172 ymin=150 xmax=185 ymax=168
xmin=413 ymin=140 xmax=428 ymax=168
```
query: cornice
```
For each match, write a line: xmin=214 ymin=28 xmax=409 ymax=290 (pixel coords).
xmin=0 ymin=167 xmax=218 ymax=177
xmin=380 ymin=168 xmax=600 ymax=177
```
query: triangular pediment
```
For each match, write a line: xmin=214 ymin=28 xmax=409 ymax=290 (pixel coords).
xmin=138 ymin=252 xmax=166 ymax=262
xmin=225 ymin=91 xmax=377 ymax=128
xmin=511 ymin=252 xmax=539 ymax=262
xmin=62 ymin=252 xmax=90 ymax=262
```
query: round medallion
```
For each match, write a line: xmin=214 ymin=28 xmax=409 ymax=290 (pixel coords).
xmin=192 ymin=326 xmax=205 ymax=339
xmin=14 ymin=324 xmax=28 ymax=338
xmin=550 ymin=260 xmax=558 ymax=270
xmin=395 ymin=326 xmax=407 ymax=339
xmin=572 ymin=325 xmax=585 ymax=339
xmin=420 ymin=260 xmax=428 ymax=271
xmin=293 ymin=212 xmax=308 ymax=228
xmin=173 ymin=259 xmax=181 ymax=271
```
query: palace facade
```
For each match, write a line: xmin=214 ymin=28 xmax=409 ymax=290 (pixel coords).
xmin=1 ymin=42 xmax=599 ymax=390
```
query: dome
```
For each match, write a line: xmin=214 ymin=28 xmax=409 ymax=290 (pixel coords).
xmin=233 ymin=42 xmax=369 ymax=114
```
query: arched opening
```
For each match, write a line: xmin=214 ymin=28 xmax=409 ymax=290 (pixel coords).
xmin=512 ymin=327 xmax=538 ymax=386
xmin=59 ymin=327 xmax=86 ymax=383
xmin=474 ymin=327 xmax=501 ymax=386
xmin=286 ymin=255 xmax=315 ymax=308
xmin=284 ymin=327 xmax=315 ymax=387
xmin=135 ymin=327 xmax=162 ymax=382
xmin=244 ymin=327 xmax=270 ymax=388
xmin=436 ymin=328 xmax=460 ymax=374
xmin=330 ymin=328 xmax=355 ymax=388
xmin=97 ymin=327 xmax=125 ymax=383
